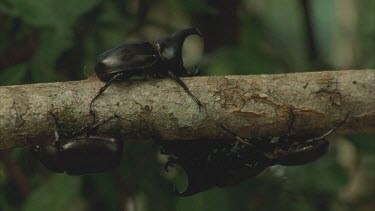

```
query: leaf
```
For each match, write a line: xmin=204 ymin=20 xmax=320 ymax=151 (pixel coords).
xmin=176 ymin=189 xmax=231 ymax=211
xmin=202 ymin=47 xmax=282 ymax=76
xmin=0 ymin=0 xmax=101 ymax=28
xmin=175 ymin=0 xmax=217 ymax=14
xmin=348 ymin=134 xmax=375 ymax=154
xmin=84 ymin=174 xmax=118 ymax=211
xmin=259 ymin=0 xmax=308 ymax=69
xmin=29 ymin=29 xmax=72 ymax=82
xmin=23 ymin=175 xmax=82 ymax=211
xmin=285 ymin=157 xmax=347 ymax=193
xmin=0 ymin=64 xmax=27 ymax=85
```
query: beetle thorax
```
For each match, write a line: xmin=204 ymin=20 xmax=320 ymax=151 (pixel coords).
xmin=161 ymin=46 xmax=176 ymax=60
xmin=154 ymin=41 xmax=177 ymax=61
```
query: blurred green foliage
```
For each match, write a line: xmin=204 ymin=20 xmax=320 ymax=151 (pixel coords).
xmin=0 ymin=0 xmax=374 ymax=211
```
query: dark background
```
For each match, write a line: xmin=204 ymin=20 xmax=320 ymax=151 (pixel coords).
xmin=0 ymin=0 xmax=374 ymax=210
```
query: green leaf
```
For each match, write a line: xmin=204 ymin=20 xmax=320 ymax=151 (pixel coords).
xmin=0 ymin=195 xmax=17 ymax=211
xmin=285 ymin=157 xmax=347 ymax=193
xmin=1 ymin=0 xmax=101 ymax=28
xmin=202 ymin=47 xmax=282 ymax=76
xmin=85 ymin=174 xmax=118 ymax=211
xmin=260 ymin=0 xmax=308 ymax=69
xmin=23 ymin=175 xmax=82 ymax=211
xmin=348 ymin=134 xmax=375 ymax=154
xmin=0 ymin=64 xmax=27 ymax=85
xmin=176 ymin=0 xmax=217 ymax=14
xmin=176 ymin=189 xmax=231 ymax=211
xmin=29 ymin=29 xmax=71 ymax=82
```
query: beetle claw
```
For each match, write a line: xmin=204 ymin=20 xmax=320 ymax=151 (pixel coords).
xmin=164 ymin=159 xmax=177 ymax=172
xmin=173 ymin=185 xmax=194 ymax=197
xmin=172 ymin=174 xmax=202 ymax=197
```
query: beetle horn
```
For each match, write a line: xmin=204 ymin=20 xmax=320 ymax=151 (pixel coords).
xmin=172 ymin=28 xmax=202 ymax=65
xmin=156 ymin=27 xmax=202 ymax=56
xmin=155 ymin=27 xmax=203 ymax=76
xmin=171 ymin=27 xmax=202 ymax=48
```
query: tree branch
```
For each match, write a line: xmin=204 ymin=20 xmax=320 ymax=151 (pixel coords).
xmin=0 ymin=70 xmax=374 ymax=149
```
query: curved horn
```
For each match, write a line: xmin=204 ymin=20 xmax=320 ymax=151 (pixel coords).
xmin=171 ymin=27 xmax=202 ymax=48
xmin=156 ymin=27 xmax=203 ymax=76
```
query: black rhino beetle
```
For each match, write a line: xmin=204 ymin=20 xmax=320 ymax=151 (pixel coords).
xmin=267 ymin=132 xmax=330 ymax=166
xmin=90 ymin=27 xmax=205 ymax=120
xmin=220 ymin=122 xmax=344 ymax=167
xmin=160 ymin=117 xmax=347 ymax=196
xmin=249 ymin=114 xmax=348 ymax=166
xmin=32 ymin=112 xmax=123 ymax=175
xmin=160 ymin=138 xmax=274 ymax=197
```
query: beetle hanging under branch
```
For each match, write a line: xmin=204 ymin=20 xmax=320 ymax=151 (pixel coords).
xmin=90 ymin=27 xmax=206 ymax=120
xmin=32 ymin=111 xmax=123 ymax=175
xmin=160 ymin=117 xmax=347 ymax=196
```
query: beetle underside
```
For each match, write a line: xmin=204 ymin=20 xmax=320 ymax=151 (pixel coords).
xmin=158 ymin=123 xmax=347 ymax=196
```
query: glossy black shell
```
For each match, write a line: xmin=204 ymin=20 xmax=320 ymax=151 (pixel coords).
xmin=161 ymin=139 xmax=273 ymax=197
xmin=95 ymin=41 xmax=160 ymax=81
xmin=273 ymin=138 xmax=329 ymax=166
xmin=32 ymin=136 xmax=123 ymax=175
xmin=94 ymin=28 xmax=202 ymax=81
xmin=160 ymin=132 xmax=331 ymax=196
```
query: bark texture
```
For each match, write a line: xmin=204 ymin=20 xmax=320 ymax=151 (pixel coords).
xmin=0 ymin=70 xmax=374 ymax=149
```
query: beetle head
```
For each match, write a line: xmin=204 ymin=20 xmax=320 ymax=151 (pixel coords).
xmin=31 ymin=145 xmax=65 ymax=173
xmin=156 ymin=28 xmax=202 ymax=74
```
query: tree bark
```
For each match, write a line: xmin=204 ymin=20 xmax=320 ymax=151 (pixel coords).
xmin=0 ymin=70 xmax=374 ymax=149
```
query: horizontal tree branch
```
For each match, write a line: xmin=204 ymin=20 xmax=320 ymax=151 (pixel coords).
xmin=0 ymin=70 xmax=374 ymax=149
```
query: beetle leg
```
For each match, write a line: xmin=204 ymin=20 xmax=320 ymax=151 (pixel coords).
xmin=88 ymin=114 xmax=119 ymax=135
xmin=167 ymin=70 xmax=206 ymax=112
xmin=305 ymin=129 xmax=335 ymax=143
xmin=219 ymin=124 xmax=274 ymax=150
xmin=71 ymin=114 xmax=119 ymax=137
xmin=89 ymin=73 xmax=126 ymax=122
xmin=48 ymin=111 xmax=60 ymax=143
xmin=184 ymin=65 xmax=200 ymax=77
xmin=271 ymin=114 xmax=349 ymax=166
xmin=218 ymin=124 xmax=252 ymax=146
xmin=305 ymin=113 xmax=349 ymax=143
xmin=192 ymin=65 xmax=200 ymax=76
xmin=53 ymin=122 xmax=60 ymax=143
xmin=164 ymin=158 xmax=178 ymax=172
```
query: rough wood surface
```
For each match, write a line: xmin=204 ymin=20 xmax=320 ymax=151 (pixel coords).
xmin=0 ymin=70 xmax=374 ymax=149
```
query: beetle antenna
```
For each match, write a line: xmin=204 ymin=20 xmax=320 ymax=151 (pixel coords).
xmin=218 ymin=124 xmax=251 ymax=145
xmin=306 ymin=112 xmax=349 ymax=142
xmin=86 ymin=114 xmax=120 ymax=135
xmin=48 ymin=111 xmax=60 ymax=143
xmin=218 ymin=124 xmax=236 ymax=137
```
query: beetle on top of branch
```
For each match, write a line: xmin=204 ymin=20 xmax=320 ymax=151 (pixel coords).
xmin=90 ymin=27 xmax=206 ymax=121
xmin=160 ymin=116 xmax=348 ymax=196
